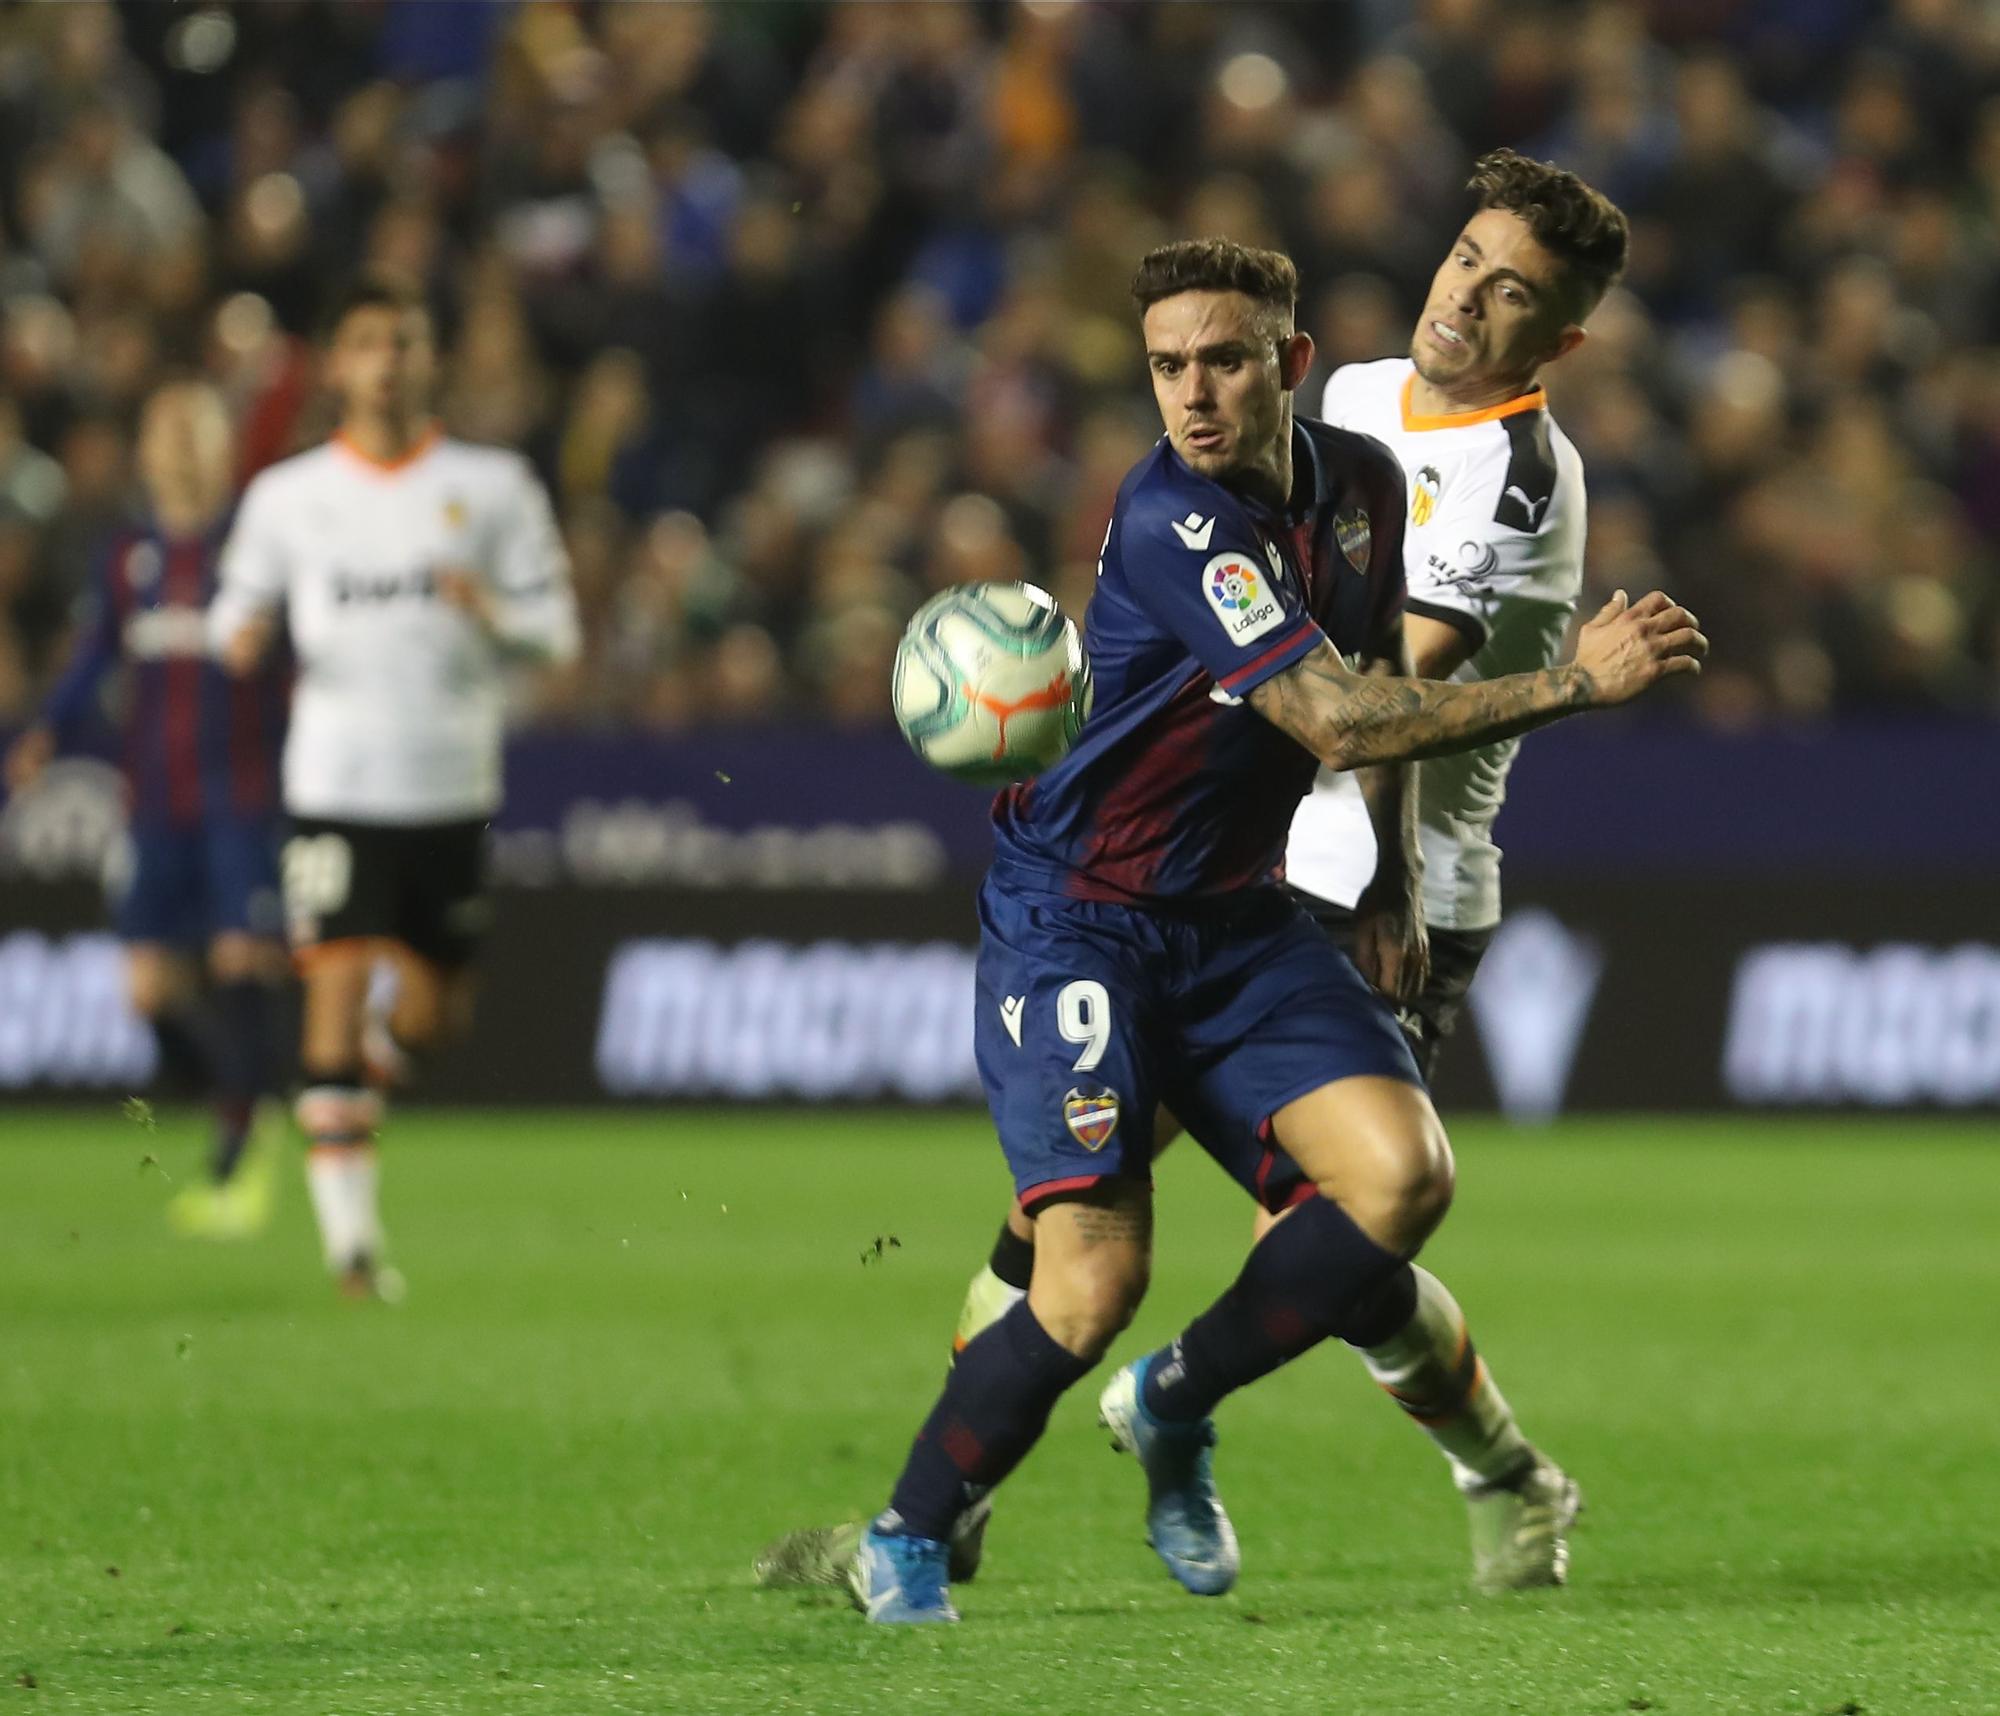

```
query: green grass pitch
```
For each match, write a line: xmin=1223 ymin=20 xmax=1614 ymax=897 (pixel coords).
xmin=5 ymin=1107 xmax=1997 ymax=1714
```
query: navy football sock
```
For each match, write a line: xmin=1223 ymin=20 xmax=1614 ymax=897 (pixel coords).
xmin=988 ymin=1221 xmax=1035 ymax=1293
xmin=150 ymin=1003 xmax=220 ymax=1099
xmin=210 ymin=1097 xmax=255 ymax=1183
xmin=209 ymin=979 xmax=276 ymax=1181
xmin=1141 ymin=1194 xmax=1405 ymax=1424
xmin=1338 ymin=1260 xmax=1418 ymax=1348
xmin=211 ymin=979 xmax=274 ymax=1099
xmin=886 ymin=1300 xmax=1092 ymax=1542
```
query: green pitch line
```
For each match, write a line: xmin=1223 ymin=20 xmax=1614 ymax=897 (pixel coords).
xmin=2 ymin=1108 xmax=1995 ymax=1714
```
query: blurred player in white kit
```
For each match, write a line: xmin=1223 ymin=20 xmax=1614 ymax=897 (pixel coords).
xmin=210 ymin=273 xmax=579 ymax=1297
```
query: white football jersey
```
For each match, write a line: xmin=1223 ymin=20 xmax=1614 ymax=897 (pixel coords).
xmin=1286 ymin=357 xmax=1585 ymax=930
xmin=209 ymin=430 xmax=579 ymax=823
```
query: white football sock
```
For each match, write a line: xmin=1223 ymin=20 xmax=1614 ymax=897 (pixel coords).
xmin=296 ymin=1085 xmax=385 ymax=1272
xmin=306 ymin=1146 xmax=382 ymax=1271
xmin=1357 ymin=1266 xmax=1534 ymax=1494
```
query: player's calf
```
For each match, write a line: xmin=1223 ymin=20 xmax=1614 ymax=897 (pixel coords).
xmin=1351 ymin=1265 xmax=1578 ymax=1591
xmin=786 ymin=1222 xmax=1036 ymax=1595
xmin=1356 ymin=1266 xmax=1530 ymax=1492
xmin=940 ymin=1218 xmax=1035 ymax=1584
xmin=865 ymin=1187 xmax=1146 ymax=1609
xmin=359 ymin=956 xmax=456 ymax=1090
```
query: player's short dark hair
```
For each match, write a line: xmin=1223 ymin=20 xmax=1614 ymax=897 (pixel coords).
xmin=1467 ymin=149 xmax=1628 ymax=318
xmin=319 ymin=271 xmax=431 ymax=343
xmin=1130 ymin=239 xmax=1299 ymax=328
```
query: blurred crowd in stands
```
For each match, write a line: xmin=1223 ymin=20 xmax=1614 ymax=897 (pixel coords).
xmin=1 ymin=0 xmax=1997 ymax=730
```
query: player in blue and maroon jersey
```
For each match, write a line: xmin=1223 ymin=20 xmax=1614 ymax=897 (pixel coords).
xmin=833 ymin=238 xmax=1706 ymax=1624
xmin=4 ymin=381 xmax=290 ymax=1237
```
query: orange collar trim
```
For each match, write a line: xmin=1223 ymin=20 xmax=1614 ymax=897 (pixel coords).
xmin=332 ymin=424 xmax=442 ymax=474
xmin=1400 ymin=375 xmax=1546 ymax=433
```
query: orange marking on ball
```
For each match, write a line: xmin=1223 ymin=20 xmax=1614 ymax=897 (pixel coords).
xmin=973 ymin=668 xmax=1076 ymax=760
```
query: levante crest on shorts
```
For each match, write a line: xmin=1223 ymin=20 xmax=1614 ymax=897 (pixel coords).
xmin=1063 ymin=1087 xmax=1120 ymax=1152
xmin=1333 ymin=508 xmax=1372 ymax=574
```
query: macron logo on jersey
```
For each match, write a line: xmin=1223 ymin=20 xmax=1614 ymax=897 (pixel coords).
xmin=1202 ymin=551 xmax=1286 ymax=646
xmin=1170 ymin=512 xmax=1216 ymax=551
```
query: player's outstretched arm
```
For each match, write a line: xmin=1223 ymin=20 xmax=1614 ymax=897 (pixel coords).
xmin=1250 ymin=590 xmax=1705 ymax=771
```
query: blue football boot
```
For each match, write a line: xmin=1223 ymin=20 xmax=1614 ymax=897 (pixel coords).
xmin=1098 ymin=1355 xmax=1240 ymax=1596
xmin=847 ymin=1514 xmax=960 ymax=1624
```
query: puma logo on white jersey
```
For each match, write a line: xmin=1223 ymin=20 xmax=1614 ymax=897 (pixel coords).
xmin=1504 ymin=485 xmax=1550 ymax=526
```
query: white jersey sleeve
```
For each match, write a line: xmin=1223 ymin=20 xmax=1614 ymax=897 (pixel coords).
xmin=208 ymin=468 xmax=291 ymax=652
xmin=482 ymin=456 xmax=580 ymax=664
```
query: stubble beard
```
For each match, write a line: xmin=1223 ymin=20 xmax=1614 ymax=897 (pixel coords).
xmin=1217 ymin=401 xmax=1291 ymax=508
xmin=1409 ymin=336 xmax=1472 ymax=390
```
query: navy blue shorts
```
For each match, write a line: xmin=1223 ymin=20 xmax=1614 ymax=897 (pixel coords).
xmin=116 ymin=818 xmax=283 ymax=947
xmin=973 ymin=877 xmax=1421 ymax=1214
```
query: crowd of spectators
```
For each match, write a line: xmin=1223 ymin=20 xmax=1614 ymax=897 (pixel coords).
xmin=2 ymin=0 xmax=1997 ymax=730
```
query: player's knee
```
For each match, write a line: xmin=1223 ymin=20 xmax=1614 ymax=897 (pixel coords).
xmin=1373 ymin=1126 xmax=1456 ymax=1248
xmin=207 ymin=933 xmax=283 ymax=986
xmin=1396 ymin=1137 xmax=1456 ymax=1240
xmin=1032 ymin=1254 xmax=1148 ymax=1361
xmin=126 ymin=964 xmax=169 ymax=1020
xmin=392 ymin=968 xmax=471 ymax=1053
xmin=387 ymin=1011 xmax=444 ymax=1058
xmin=1317 ymin=1119 xmax=1455 ymax=1253
xmin=294 ymin=1074 xmax=380 ymax=1144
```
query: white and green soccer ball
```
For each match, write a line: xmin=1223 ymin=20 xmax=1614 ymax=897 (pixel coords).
xmin=893 ymin=581 xmax=1093 ymax=786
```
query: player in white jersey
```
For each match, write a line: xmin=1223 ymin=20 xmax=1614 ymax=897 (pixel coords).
xmin=209 ymin=274 xmax=579 ymax=1297
xmin=757 ymin=152 xmax=1638 ymax=1599
xmin=1254 ymin=148 xmax=1614 ymax=1585
xmin=1290 ymin=185 xmax=1592 ymax=1071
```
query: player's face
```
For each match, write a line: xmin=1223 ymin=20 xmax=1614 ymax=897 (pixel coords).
xmin=328 ymin=304 xmax=436 ymax=425
xmin=1143 ymin=291 xmax=1304 ymax=482
xmin=1411 ymin=209 xmax=1580 ymax=396
xmin=137 ymin=387 xmax=233 ymax=520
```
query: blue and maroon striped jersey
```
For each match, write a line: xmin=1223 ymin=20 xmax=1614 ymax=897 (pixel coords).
xmin=990 ymin=417 xmax=1407 ymax=903
xmin=41 ymin=518 xmax=286 ymax=828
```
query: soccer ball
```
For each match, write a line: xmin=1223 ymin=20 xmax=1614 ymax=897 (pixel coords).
xmin=893 ymin=582 xmax=1092 ymax=785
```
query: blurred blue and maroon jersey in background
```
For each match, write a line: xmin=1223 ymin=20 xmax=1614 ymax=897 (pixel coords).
xmin=41 ymin=518 xmax=286 ymax=828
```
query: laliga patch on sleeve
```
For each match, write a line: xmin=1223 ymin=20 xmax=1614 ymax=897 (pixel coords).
xmin=1201 ymin=551 xmax=1287 ymax=647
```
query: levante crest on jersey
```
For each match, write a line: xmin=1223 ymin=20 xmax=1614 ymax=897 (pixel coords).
xmin=1062 ymin=1087 xmax=1120 ymax=1151
xmin=1333 ymin=509 xmax=1372 ymax=574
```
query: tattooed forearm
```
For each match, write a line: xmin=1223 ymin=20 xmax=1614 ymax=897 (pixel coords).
xmin=1352 ymin=647 xmax=1420 ymax=884
xmin=1252 ymin=641 xmax=1596 ymax=770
